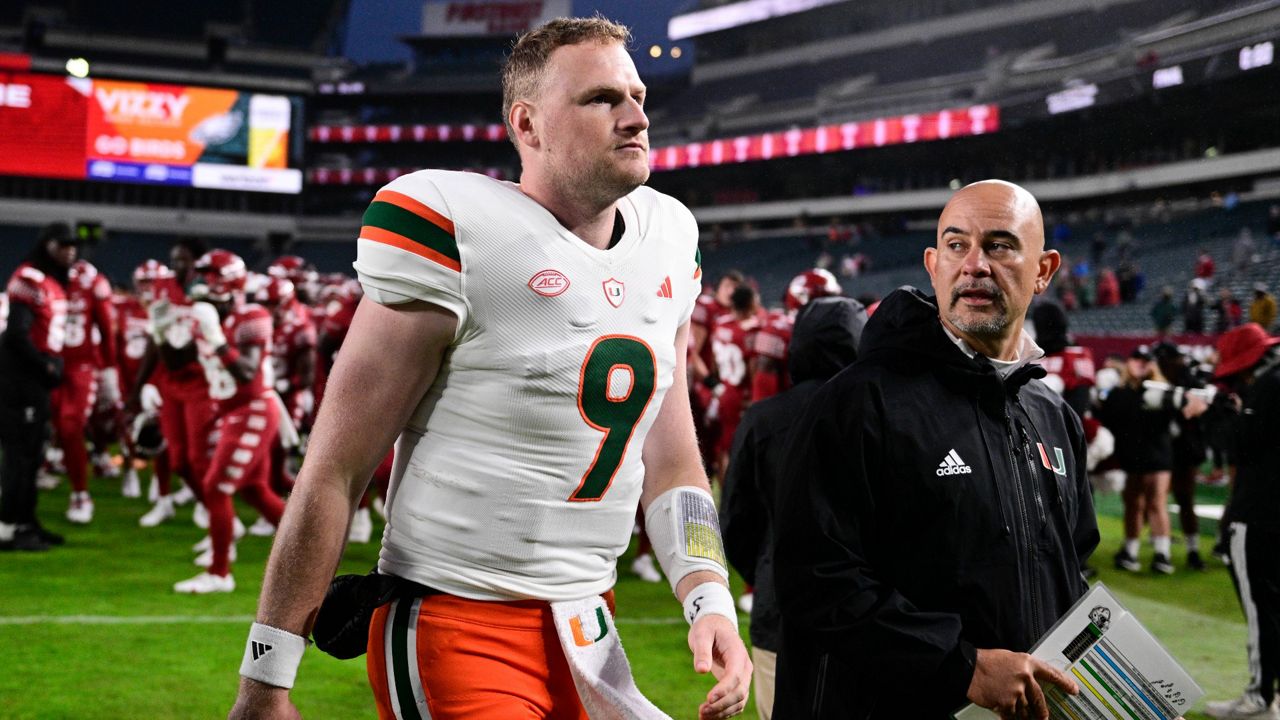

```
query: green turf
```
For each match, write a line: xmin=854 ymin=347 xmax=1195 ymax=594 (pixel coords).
xmin=0 ymin=477 xmax=1251 ymax=719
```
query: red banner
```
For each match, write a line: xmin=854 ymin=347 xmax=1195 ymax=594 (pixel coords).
xmin=0 ymin=72 xmax=89 ymax=179
xmin=649 ymin=104 xmax=999 ymax=171
xmin=307 ymin=166 xmax=508 ymax=185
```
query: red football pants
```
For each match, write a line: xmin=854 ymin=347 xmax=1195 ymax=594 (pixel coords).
xmin=203 ymin=396 xmax=283 ymax=577
xmin=51 ymin=363 xmax=98 ymax=493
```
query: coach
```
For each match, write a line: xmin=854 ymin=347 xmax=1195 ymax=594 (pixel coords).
xmin=772 ymin=181 xmax=1099 ymax=720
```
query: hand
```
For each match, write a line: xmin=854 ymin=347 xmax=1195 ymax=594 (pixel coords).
xmin=966 ymin=648 xmax=1078 ymax=720
xmin=98 ymin=367 xmax=122 ymax=406
xmin=1181 ymin=393 xmax=1209 ymax=419
xmin=227 ymin=678 xmax=301 ymax=720
xmin=688 ymin=614 xmax=752 ymax=719
xmin=147 ymin=299 xmax=174 ymax=343
xmin=140 ymin=383 xmax=163 ymax=414
xmin=191 ymin=302 xmax=227 ymax=348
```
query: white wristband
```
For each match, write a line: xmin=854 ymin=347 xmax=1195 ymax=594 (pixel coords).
xmin=682 ymin=581 xmax=738 ymax=630
xmin=239 ymin=622 xmax=309 ymax=689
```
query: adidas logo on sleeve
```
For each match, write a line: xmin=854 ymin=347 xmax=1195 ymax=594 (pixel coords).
xmin=936 ymin=449 xmax=973 ymax=476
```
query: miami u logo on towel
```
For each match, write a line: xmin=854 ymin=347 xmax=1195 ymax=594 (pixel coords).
xmin=1037 ymin=443 xmax=1068 ymax=477
xmin=570 ymin=607 xmax=610 ymax=647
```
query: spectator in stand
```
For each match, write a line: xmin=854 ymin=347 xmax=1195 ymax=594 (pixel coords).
xmin=1118 ymin=258 xmax=1140 ymax=303
xmin=1090 ymin=231 xmax=1107 ymax=266
xmin=1268 ymin=204 xmax=1280 ymax=245
xmin=1194 ymin=248 xmax=1216 ymax=282
xmin=1205 ymin=323 xmax=1280 ymax=720
xmin=1215 ymin=288 xmax=1245 ymax=335
xmin=1097 ymin=346 xmax=1208 ymax=575
xmin=1152 ymin=287 xmax=1177 ymax=338
xmin=1232 ymin=228 xmax=1255 ymax=277
xmin=1183 ymin=279 xmax=1208 ymax=335
xmin=1096 ymin=268 xmax=1120 ymax=306
xmin=1251 ymin=283 xmax=1277 ymax=332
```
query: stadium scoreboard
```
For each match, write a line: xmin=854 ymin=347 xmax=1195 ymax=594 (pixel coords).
xmin=0 ymin=72 xmax=304 ymax=194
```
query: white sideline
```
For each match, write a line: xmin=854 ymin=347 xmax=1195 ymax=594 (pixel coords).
xmin=0 ymin=614 xmax=690 ymax=626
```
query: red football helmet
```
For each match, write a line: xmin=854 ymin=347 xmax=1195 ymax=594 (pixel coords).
xmin=256 ymin=275 xmax=296 ymax=308
xmin=133 ymin=259 xmax=175 ymax=303
xmin=785 ymin=268 xmax=842 ymax=311
xmin=194 ymin=249 xmax=247 ymax=302
xmin=268 ymin=255 xmax=319 ymax=299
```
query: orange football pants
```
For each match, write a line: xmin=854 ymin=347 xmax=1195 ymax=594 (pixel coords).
xmin=367 ymin=590 xmax=615 ymax=720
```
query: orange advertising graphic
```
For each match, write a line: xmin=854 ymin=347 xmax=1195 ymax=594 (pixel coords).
xmin=86 ymin=80 xmax=242 ymax=166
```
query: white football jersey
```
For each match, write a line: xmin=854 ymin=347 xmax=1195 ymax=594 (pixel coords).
xmin=353 ymin=170 xmax=701 ymax=601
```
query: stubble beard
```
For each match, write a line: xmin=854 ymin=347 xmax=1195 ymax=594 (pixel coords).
xmin=947 ymin=285 xmax=1010 ymax=339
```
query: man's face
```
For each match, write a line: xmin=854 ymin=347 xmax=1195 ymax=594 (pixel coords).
xmin=47 ymin=240 xmax=77 ymax=269
xmin=521 ymin=41 xmax=650 ymax=205
xmin=924 ymin=182 xmax=1058 ymax=345
xmin=715 ymin=277 xmax=738 ymax=306
xmin=171 ymin=246 xmax=194 ymax=278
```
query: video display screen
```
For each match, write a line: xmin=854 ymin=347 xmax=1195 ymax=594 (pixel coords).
xmin=0 ymin=72 xmax=303 ymax=194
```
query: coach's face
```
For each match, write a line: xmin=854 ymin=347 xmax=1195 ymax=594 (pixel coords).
xmin=530 ymin=41 xmax=650 ymax=203
xmin=924 ymin=181 xmax=1059 ymax=358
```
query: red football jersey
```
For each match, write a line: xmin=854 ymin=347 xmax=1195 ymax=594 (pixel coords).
xmin=711 ymin=312 xmax=763 ymax=391
xmin=690 ymin=292 xmax=733 ymax=372
xmin=1036 ymin=345 xmax=1096 ymax=391
xmin=115 ymin=294 xmax=150 ymax=394
xmin=200 ymin=303 xmax=273 ymax=410
xmin=270 ymin=299 xmax=317 ymax=394
xmin=751 ymin=309 xmax=794 ymax=401
xmin=152 ymin=279 xmax=210 ymax=397
xmin=62 ymin=260 xmax=116 ymax=368
xmin=5 ymin=263 xmax=68 ymax=355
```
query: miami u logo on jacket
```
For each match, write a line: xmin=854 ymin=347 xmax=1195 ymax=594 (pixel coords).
xmin=1037 ymin=443 xmax=1068 ymax=476
xmin=570 ymin=606 xmax=610 ymax=647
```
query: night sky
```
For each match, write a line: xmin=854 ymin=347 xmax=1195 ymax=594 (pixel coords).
xmin=342 ymin=0 xmax=698 ymax=75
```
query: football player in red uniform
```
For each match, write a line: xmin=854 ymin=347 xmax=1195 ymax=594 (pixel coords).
xmin=0 ymin=224 xmax=71 ymax=551
xmin=752 ymin=269 xmax=843 ymax=403
xmin=708 ymin=285 xmax=765 ymax=477
xmin=128 ymin=240 xmax=217 ymax=528
xmin=120 ymin=260 xmax=183 ymax=526
xmin=55 ymin=258 xmax=118 ymax=524
xmin=175 ymin=250 xmax=286 ymax=594
xmin=258 ymin=276 xmax=316 ymax=501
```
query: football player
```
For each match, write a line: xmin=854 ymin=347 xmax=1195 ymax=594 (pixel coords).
xmin=231 ymin=17 xmax=749 ymax=720
xmin=174 ymin=250 xmax=285 ymax=594
xmin=128 ymin=241 xmax=218 ymax=529
xmin=56 ymin=257 xmax=118 ymax=524
xmin=122 ymin=260 xmax=181 ymax=526
xmin=751 ymin=268 xmax=842 ymax=403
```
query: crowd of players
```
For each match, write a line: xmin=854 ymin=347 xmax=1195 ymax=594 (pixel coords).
xmin=0 ymin=225 xmax=390 ymax=593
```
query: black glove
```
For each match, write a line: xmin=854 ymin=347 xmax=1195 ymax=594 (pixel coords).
xmin=701 ymin=372 xmax=721 ymax=390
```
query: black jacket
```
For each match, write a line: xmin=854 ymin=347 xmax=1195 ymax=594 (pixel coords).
xmin=772 ymin=288 xmax=1099 ymax=719
xmin=1096 ymin=385 xmax=1176 ymax=474
xmin=721 ymin=297 xmax=867 ymax=653
xmin=1230 ymin=354 xmax=1280 ymax=531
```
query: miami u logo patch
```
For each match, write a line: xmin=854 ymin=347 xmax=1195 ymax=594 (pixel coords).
xmin=1037 ymin=443 xmax=1067 ymax=476
xmin=570 ymin=606 xmax=610 ymax=647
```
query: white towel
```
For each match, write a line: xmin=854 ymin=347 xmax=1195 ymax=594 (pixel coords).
xmin=550 ymin=596 xmax=671 ymax=720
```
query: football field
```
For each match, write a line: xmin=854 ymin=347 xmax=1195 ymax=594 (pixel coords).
xmin=0 ymin=479 xmax=1249 ymax=719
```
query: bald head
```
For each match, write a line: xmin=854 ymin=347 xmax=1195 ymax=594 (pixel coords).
xmin=939 ymin=180 xmax=1045 ymax=253
xmin=924 ymin=179 xmax=1060 ymax=360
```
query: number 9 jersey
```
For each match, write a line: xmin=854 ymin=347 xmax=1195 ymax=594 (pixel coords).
xmin=354 ymin=170 xmax=701 ymax=602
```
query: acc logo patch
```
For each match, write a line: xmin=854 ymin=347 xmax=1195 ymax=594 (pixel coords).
xmin=528 ymin=269 xmax=570 ymax=297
